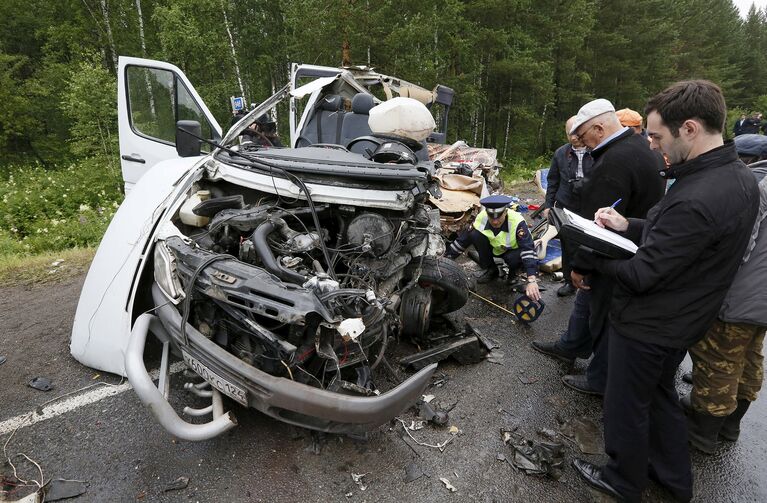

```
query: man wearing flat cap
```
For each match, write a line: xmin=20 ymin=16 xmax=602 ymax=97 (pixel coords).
xmin=532 ymin=98 xmax=665 ymax=396
xmin=446 ymin=195 xmax=541 ymax=301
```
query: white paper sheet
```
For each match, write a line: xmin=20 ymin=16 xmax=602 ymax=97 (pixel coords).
xmin=563 ymin=208 xmax=638 ymax=254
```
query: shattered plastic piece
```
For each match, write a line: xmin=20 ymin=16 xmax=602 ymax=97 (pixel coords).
xmin=45 ymin=479 xmax=87 ymax=501
xmin=404 ymin=462 xmax=424 ymax=483
xmin=422 ymin=394 xmax=435 ymax=403
xmin=418 ymin=400 xmax=450 ymax=426
xmin=486 ymin=351 xmax=505 ymax=365
xmin=405 ymin=420 xmax=426 ymax=431
xmin=0 ymin=355 xmax=6 ymax=366
xmin=496 ymin=453 xmax=507 ymax=462
xmin=439 ymin=477 xmax=457 ymax=492
xmin=448 ymin=426 xmax=460 ymax=435
xmin=351 ymin=472 xmax=368 ymax=491
xmin=28 ymin=377 xmax=54 ymax=392
xmin=163 ymin=476 xmax=189 ymax=492
xmin=560 ymin=417 xmax=604 ymax=455
xmin=501 ymin=429 xmax=565 ymax=479
xmin=345 ymin=492 xmax=353 ymax=498
xmin=337 ymin=318 xmax=365 ymax=342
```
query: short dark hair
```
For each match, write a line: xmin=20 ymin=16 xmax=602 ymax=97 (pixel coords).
xmin=645 ymin=80 xmax=726 ymax=136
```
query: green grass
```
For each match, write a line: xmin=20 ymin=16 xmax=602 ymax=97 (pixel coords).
xmin=0 ymin=247 xmax=94 ymax=286
xmin=498 ymin=155 xmax=549 ymax=185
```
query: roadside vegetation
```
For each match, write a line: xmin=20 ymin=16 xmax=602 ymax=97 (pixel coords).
xmin=1 ymin=0 xmax=767 ymax=268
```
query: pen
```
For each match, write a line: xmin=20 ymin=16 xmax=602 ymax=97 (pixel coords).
xmin=610 ymin=198 xmax=622 ymax=209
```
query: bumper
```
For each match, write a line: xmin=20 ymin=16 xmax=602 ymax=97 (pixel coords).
xmin=150 ymin=284 xmax=436 ymax=435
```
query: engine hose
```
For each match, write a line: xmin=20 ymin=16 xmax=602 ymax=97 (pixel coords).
xmin=370 ymin=323 xmax=388 ymax=370
xmin=252 ymin=220 xmax=307 ymax=285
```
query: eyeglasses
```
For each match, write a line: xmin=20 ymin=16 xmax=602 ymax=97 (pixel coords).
xmin=574 ymin=124 xmax=597 ymax=143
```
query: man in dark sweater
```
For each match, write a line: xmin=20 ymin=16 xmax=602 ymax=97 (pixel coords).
xmin=532 ymin=99 xmax=665 ymax=396
xmin=570 ymin=81 xmax=759 ymax=503
xmin=544 ymin=116 xmax=595 ymax=296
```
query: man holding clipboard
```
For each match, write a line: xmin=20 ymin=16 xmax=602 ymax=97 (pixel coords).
xmin=569 ymin=81 xmax=759 ymax=503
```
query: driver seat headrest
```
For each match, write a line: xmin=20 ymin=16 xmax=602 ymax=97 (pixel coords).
xmin=319 ymin=94 xmax=344 ymax=111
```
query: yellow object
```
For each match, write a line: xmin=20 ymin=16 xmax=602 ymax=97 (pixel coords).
xmin=472 ymin=209 xmax=525 ymax=256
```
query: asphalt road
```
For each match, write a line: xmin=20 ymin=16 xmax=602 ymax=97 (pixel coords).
xmin=0 ymin=268 xmax=765 ymax=502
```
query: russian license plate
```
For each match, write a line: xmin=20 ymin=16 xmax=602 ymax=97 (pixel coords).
xmin=182 ymin=351 xmax=248 ymax=406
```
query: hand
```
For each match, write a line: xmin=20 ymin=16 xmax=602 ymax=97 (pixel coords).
xmin=594 ymin=207 xmax=629 ymax=231
xmin=570 ymin=271 xmax=591 ymax=290
xmin=542 ymin=208 xmax=551 ymax=220
xmin=525 ymin=280 xmax=541 ymax=302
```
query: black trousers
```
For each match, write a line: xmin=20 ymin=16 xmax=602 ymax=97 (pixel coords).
xmin=468 ymin=229 xmax=523 ymax=272
xmin=602 ymin=327 xmax=693 ymax=502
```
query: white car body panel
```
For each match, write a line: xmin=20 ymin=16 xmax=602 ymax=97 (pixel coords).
xmin=117 ymin=56 xmax=221 ymax=193
xmin=71 ymin=157 xmax=202 ymax=376
xmin=207 ymin=161 xmax=414 ymax=210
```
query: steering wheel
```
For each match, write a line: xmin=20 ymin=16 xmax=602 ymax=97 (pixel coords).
xmin=346 ymin=135 xmax=384 ymax=153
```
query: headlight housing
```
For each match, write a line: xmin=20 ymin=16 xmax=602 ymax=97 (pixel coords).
xmin=154 ymin=240 xmax=185 ymax=304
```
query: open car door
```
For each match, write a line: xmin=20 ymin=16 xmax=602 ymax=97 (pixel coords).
xmin=117 ymin=56 xmax=222 ymax=192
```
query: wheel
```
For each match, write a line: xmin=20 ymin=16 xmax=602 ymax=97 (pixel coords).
xmin=404 ymin=257 xmax=469 ymax=315
xmin=400 ymin=286 xmax=432 ymax=339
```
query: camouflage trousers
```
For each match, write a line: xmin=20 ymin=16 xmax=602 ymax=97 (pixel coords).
xmin=689 ymin=320 xmax=765 ymax=416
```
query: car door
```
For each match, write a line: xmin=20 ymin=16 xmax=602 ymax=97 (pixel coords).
xmin=118 ymin=56 xmax=222 ymax=192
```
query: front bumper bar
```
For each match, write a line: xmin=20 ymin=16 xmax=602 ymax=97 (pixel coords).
xmin=149 ymin=284 xmax=437 ymax=435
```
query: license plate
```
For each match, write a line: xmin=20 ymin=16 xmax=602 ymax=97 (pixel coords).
xmin=182 ymin=351 xmax=248 ymax=406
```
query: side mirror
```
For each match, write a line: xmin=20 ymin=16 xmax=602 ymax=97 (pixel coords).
xmin=176 ymin=120 xmax=202 ymax=157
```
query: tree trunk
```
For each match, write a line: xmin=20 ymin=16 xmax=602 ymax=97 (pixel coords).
xmin=134 ymin=0 xmax=156 ymax=117
xmin=221 ymin=0 xmax=245 ymax=98
xmin=99 ymin=0 xmax=118 ymax=71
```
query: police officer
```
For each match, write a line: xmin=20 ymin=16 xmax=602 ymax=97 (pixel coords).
xmin=445 ymin=195 xmax=540 ymax=301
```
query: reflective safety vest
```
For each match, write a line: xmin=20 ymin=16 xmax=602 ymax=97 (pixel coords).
xmin=472 ymin=209 xmax=525 ymax=256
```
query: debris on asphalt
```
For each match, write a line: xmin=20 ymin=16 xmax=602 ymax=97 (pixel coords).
xmin=560 ymin=417 xmax=604 ymax=455
xmin=417 ymin=400 xmax=450 ymax=426
xmin=448 ymin=426 xmax=460 ymax=435
xmin=496 ymin=453 xmax=507 ymax=462
xmin=404 ymin=420 xmax=426 ymax=431
xmin=351 ymin=472 xmax=368 ymax=491
xmin=518 ymin=375 xmax=539 ymax=385
xmin=162 ymin=476 xmax=189 ymax=492
xmin=439 ymin=477 xmax=457 ymax=492
xmin=404 ymin=462 xmax=425 ymax=483
xmin=44 ymin=479 xmax=88 ymax=501
xmin=27 ymin=377 xmax=54 ymax=392
xmin=396 ymin=418 xmax=455 ymax=452
xmin=537 ymin=428 xmax=560 ymax=442
xmin=0 ymin=355 xmax=6 ymax=366
xmin=501 ymin=429 xmax=565 ymax=479
xmin=486 ymin=351 xmax=505 ymax=365
xmin=422 ymin=394 xmax=435 ymax=403
xmin=399 ymin=335 xmax=488 ymax=370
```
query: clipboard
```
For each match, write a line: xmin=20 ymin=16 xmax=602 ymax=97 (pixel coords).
xmin=549 ymin=207 xmax=637 ymax=259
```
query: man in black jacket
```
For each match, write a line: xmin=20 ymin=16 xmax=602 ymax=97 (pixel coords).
xmin=544 ymin=116 xmax=595 ymax=296
xmin=570 ymin=81 xmax=759 ymax=503
xmin=532 ymin=99 xmax=665 ymax=396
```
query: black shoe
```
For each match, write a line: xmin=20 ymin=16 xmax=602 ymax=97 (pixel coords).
xmin=475 ymin=267 xmax=499 ymax=284
xmin=572 ymin=459 xmax=624 ymax=500
xmin=720 ymin=399 xmax=751 ymax=442
xmin=531 ymin=340 xmax=577 ymax=363
xmin=557 ymin=282 xmax=576 ymax=297
xmin=681 ymin=371 xmax=692 ymax=384
xmin=687 ymin=409 xmax=726 ymax=454
xmin=562 ymin=374 xmax=604 ymax=396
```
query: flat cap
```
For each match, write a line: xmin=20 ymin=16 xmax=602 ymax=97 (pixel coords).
xmin=569 ymin=98 xmax=615 ymax=135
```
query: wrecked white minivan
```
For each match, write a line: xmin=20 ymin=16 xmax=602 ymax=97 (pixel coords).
xmin=70 ymin=57 xmax=469 ymax=440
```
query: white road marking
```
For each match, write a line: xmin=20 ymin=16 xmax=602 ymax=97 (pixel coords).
xmin=0 ymin=362 xmax=186 ymax=436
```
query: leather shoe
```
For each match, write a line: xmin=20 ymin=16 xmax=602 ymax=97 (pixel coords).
xmin=557 ymin=282 xmax=576 ymax=297
xmin=572 ymin=459 xmax=623 ymax=500
xmin=475 ymin=267 xmax=499 ymax=284
xmin=531 ymin=340 xmax=577 ymax=363
xmin=562 ymin=374 xmax=604 ymax=396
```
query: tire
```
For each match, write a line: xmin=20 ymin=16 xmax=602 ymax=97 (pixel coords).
xmin=404 ymin=256 xmax=469 ymax=315
xmin=400 ymin=286 xmax=432 ymax=339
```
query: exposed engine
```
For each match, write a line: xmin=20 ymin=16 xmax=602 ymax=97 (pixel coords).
xmin=158 ymin=181 xmax=447 ymax=396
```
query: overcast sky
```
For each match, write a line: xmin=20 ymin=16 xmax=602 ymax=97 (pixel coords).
xmin=733 ymin=0 xmax=767 ymax=16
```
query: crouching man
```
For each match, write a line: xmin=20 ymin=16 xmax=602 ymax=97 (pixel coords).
xmin=445 ymin=195 xmax=540 ymax=301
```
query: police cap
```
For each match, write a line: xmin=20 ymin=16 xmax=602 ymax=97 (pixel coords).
xmin=480 ymin=195 xmax=513 ymax=217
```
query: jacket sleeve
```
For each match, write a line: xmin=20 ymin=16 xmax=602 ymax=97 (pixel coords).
xmin=545 ymin=150 xmax=561 ymax=208
xmin=595 ymin=201 xmax=714 ymax=294
xmin=515 ymin=220 xmax=539 ymax=276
